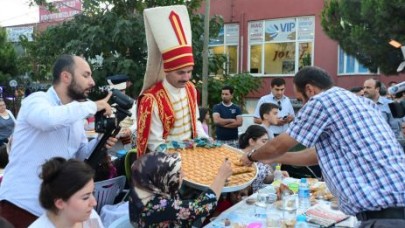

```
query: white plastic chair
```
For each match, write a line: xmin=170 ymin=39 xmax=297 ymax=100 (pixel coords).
xmin=108 ymin=215 xmax=132 ymax=228
xmin=94 ymin=175 xmax=126 ymax=213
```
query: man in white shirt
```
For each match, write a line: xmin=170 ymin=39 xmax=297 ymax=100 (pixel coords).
xmin=0 ymin=54 xmax=117 ymax=227
xmin=363 ymin=78 xmax=401 ymax=137
xmin=253 ymin=78 xmax=295 ymax=136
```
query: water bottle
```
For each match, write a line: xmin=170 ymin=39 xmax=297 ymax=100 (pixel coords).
xmin=272 ymin=165 xmax=283 ymax=187
xmin=298 ymin=178 xmax=311 ymax=215
xmin=123 ymin=143 xmax=132 ymax=151
xmin=294 ymin=214 xmax=309 ymax=228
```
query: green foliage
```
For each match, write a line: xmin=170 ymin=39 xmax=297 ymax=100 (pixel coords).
xmin=23 ymin=0 xmax=257 ymax=106
xmin=22 ymin=0 xmax=228 ymax=99
xmin=195 ymin=73 xmax=262 ymax=112
xmin=321 ymin=0 xmax=405 ymax=75
xmin=0 ymin=28 xmax=18 ymax=85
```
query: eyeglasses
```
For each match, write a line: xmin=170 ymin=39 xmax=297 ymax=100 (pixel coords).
xmin=277 ymin=101 xmax=282 ymax=111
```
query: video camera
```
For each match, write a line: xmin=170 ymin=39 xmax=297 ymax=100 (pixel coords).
xmin=94 ymin=89 xmax=134 ymax=133
xmin=86 ymin=89 xmax=134 ymax=170
xmin=388 ymin=81 xmax=405 ymax=118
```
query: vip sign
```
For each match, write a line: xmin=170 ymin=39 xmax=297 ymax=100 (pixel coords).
xmin=265 ymin=18 xmax=296 ymax=41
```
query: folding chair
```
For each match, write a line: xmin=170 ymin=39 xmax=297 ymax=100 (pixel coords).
xmin=94 ymin=175 xmax=126 ymax=213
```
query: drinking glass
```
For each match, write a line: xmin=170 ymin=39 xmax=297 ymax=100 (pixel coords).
xmin=256 ymin=189 xmax=267 ymax=208
xmin=266 ymin=212 xmax=281 ymax=228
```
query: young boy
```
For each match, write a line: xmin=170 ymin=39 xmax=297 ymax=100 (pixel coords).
xmin=259 ymin=103 xmax=280 ymax=140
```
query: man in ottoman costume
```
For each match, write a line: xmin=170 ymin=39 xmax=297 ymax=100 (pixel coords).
xmin=137 ymin=5 xmax=208 ymax=156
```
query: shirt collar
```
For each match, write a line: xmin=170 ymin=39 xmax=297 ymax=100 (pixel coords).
xmin=271 ymin=93 xmax=286 ymax=101
xmin=47 ymin=86 xmax=63 ymax=105
xmin=222 ymin=102 xmax=233 ymax=107
xmin=376 ymin=95 xmax=386 ymax=105
xmin=163 ymin=78 xmax=184 ymax=94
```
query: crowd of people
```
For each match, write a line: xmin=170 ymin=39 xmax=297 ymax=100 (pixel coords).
xmin=0 ymin=4 xmax=404 ymax=228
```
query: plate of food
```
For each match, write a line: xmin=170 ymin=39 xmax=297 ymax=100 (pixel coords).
xmin=311 ymin=182 xmax=335 ymax=201
xmin=168 ymin=144 xmax=257 ymax=192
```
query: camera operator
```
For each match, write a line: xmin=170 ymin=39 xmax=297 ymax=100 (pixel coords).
xmin=0 ymin=54 xmax=118 ymax=228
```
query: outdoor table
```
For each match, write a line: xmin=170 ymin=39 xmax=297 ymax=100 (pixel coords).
xmin=204 ymin=186 xmax=359 ymax=228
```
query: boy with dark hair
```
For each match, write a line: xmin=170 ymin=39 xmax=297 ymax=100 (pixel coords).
xmin=259 ymin=103 xmax=280 ymax=139
xmin=253 ymin=78 xmax=295 ymax=136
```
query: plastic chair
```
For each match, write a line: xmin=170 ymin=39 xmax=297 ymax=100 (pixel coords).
xmin=94 ymin=175 xmax=126 ymax=213
xmin=124 ymin=149 xmax=137 ymax=181
xmin=108 ymin=215 xmax=132 ymax=228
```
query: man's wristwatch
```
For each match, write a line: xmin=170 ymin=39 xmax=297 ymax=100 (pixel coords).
xmin=247 ymin=149 xmax=257 ymax=162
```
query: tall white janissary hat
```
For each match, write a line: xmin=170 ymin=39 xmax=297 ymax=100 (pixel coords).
xmin=141 ymin=5 xmax=194 ymax=93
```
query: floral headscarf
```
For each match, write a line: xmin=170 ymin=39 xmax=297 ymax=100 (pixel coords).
xmin=131 ymin=152 xmax=182 ymax=206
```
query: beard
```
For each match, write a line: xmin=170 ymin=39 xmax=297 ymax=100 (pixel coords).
xmin=67 ymin=75 xmax=88 ymax=101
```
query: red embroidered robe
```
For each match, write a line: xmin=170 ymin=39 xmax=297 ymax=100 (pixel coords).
xmin=136 ymin=81 xmax=198 ymax=156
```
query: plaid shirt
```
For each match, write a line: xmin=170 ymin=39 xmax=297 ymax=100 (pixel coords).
xmin=287 ymin=87 xmax=405 ymax=215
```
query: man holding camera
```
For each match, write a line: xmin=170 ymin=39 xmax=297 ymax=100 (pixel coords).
xmin=136 ymin=5 xmax=208 ymax=156
xmin=0 ymin=54 xmax=117 ymax=227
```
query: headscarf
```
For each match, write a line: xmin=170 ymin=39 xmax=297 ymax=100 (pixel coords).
xmin=131 ymin=152 xmax=182 ymax=206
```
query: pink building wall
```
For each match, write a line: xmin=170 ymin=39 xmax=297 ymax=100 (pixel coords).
xmin=199 ymin=0 xmax=405 ymax=98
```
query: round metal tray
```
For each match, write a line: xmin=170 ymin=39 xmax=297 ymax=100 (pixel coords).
xmin=183 ymin=145 xmax=258 ymax=193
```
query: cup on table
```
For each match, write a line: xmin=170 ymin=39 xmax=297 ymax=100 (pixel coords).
xmin=281 ymin=192 xmax=297 ymax=211
xmin=280 ymin=218 xmax=296 ymax=228
xmin=256 ymin=189 xmax=267 ymax=208
xmin=266 ymin=212 xmax=281 ymax=228
xmin=257 ymin=186 xmax=277 ymax=208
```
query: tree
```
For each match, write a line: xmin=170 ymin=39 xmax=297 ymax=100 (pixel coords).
xmin=321 ymin=0 xmax=405 ymax=75
xmin=22 ymin=0 xmax=225 ymax=99
xmin=0 ymin=27 xmax=18 ymax=85
xmin=195 ymin=73 xmax=261 ymax=112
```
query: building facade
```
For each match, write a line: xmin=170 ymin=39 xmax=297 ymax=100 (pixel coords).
xmin=201 ymin=0 xmax=405 ymax=111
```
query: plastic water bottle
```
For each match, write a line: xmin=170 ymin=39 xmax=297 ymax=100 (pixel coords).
xmin=272 ymin=165 xmax=283 ymax=187
xmin=294 ymin=214 xmax=309 ymax=228
xmin=298 ymin=178 xmax=311 ymax=215
xmin=123 ymin=143 xmax=132 ymax=151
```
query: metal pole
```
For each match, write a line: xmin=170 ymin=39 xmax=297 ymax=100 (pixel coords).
xmin=201 ymin=0 xmax=210 ymax=108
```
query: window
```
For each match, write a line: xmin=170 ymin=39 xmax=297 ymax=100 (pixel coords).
xmin=209 ymin=24 xmax=239 ymax=75
xmin=338 ymin=47 xmax=372 ymax=75
xmin=248 ymin=17 xmax=314 ymax=76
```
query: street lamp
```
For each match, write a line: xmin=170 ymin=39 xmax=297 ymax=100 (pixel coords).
xmin=389 ymin=39 xmax=405 ymax=72
xmin=9 ymin=79 xmax=18 ymax=116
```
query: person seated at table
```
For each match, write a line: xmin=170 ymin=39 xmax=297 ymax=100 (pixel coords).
xmin=129 ymin=152 xmax=232 ymax=227
xmin=238 ymin=125 xmax=288 ymax=192
xmin=29 ymin=157 xmax=103 ymax=228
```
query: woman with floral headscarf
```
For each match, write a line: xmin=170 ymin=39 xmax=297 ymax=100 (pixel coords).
xmin=129 ymin=152 xmax=232 ymax=227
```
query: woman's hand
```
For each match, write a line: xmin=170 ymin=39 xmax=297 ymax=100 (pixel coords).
xmin=217 ymin=159 xmax=233 ymax=180
xmin=210 ymin=159 xmax=233 ymax=200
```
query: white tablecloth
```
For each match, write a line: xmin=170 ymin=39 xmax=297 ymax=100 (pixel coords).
xmin=204 ymin=188 xmax=358 ymax=228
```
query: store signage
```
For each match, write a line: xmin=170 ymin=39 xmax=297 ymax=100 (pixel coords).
xmin=298 ymin=17 xmax=315 ymax=40
xmin=225 ymin=24 xmax=239 ymax=45
xmin=6 ymin=26 xmax=34 ymax=42
xmin=265 ymin=18 xmax=296 ymax=41
xmin=39 ymin=0 xmax=82 ymax=23
xmin=249 ymin=21 xmax=264 ymax=43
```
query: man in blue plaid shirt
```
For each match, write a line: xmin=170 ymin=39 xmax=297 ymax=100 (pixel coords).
xmin=242 ymin=66 xmax=405 ymax=227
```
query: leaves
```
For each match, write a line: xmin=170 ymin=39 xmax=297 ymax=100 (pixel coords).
xmin=195 ymin=73 xmax=262 ymax=112
xmin=321 ymin=0 xmax=405 ymax=75
xmin=19 ymin=0 xmax=259 ymax=107
xmin=0 ymin=28 xmax=18 ymax=84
